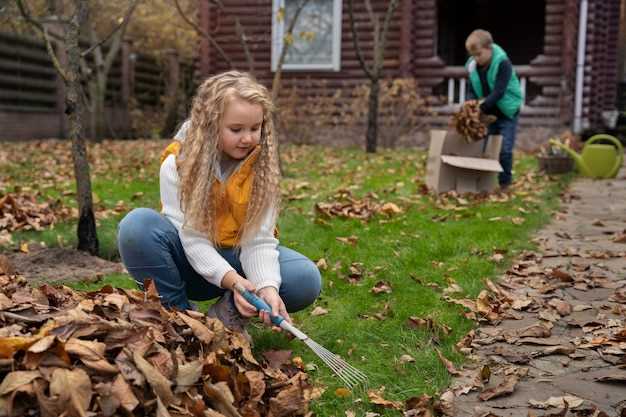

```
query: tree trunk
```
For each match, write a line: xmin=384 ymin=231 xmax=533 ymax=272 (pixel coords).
xmin=68 ymin=0 xmax=99 ymax=255
xmin=94 ymin=74 xmax=107 ymax=141
xmin=366 ymin=77 xmax=380 ymax=153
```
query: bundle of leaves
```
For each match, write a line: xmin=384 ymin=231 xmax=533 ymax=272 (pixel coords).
xmin=451 ymin=100 xmax=495 ymax=143
xmin=0 ymin=273 xmax=319 ymax=417
xmin=0 ymin=192 xmax=65 ymax=233
xmin=314 ymin=190 xmax=402 ymax=221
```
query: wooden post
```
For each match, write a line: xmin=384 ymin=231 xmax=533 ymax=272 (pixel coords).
xmin=399 ymin=0 xmax=412 ymax=77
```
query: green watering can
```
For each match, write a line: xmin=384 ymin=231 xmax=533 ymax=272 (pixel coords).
xmin=549 ymin=134 xmax=624 ymax=178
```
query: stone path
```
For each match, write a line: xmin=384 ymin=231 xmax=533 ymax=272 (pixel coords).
xmin=445 ymin=169 xmax=626 ymax=417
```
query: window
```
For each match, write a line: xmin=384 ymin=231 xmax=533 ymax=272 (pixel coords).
xmin=271 ymin=0 xmax=342 ymax=71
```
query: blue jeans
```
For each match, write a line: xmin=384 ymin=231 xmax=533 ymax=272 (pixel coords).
xmin=488 ymin=114 xmax=519 ymax=186
xmin=117 ymin=208 xmax=322 ymax=311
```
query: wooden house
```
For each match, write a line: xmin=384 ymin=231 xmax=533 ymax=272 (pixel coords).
xmin=197 ymin=0 xmax=625 ymax=132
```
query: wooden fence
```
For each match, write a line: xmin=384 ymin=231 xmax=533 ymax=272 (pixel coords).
xmin=0 ymin=31 xmax=178 ymax=140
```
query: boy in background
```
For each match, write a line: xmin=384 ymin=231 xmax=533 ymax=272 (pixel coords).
xmin=465 ymin=29 xmax=523 ymax=189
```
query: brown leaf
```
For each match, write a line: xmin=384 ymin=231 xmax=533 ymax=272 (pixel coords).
xmin=380 ymin=202 xmax=402 ymax=215
xmin=310 ymin=306 xmax=328 ymax=316
xmin=268 ymin=383 xmax=307 ymax=417
xmin=371 ymin=281 xmax=393 ymax=294
xmin=550 ymin=269 xmax=573 ymax=282
xmin=263 ymin=350 xmax=292 ymax=369
xmin=65 ymin=338 xmax=118 ymax=373
xmin=177 ymin=312 xmax=214 ymax=344
xmin=435 ymin=349 xmax=460 ymax=376
xmin=0 ymin=370 xmax=41 ymax=395
xmin=367 ymin=388 xmax=403 ymax=410
xmin=111 ymin=374 xmax=139 ymax=412
xmin=133 ymin=349 xmax=176 ymax=406
xmin=335 ymin=387 xmax=351 ymax=397
xmin=336 ymin=235 xmax=358 ymax=246
xmin=175 ymin=359 xmax=203 ymax=393
xmin=315 ymin=258 xmax=328 ymax=270
xmin=478 ymin=376 xmax=518 ymax=401
xmin=528 ymin=395 xmax=583 ymax=409
xmin=406 ymin=316 xmax=451 ymax=336
xmin=548 ymin=299 xmax=572 ymax=316
xmin=49 ymin=368 xmax=93 ymax=417
xmin=399 ymin=354 xmax=415 ymax=364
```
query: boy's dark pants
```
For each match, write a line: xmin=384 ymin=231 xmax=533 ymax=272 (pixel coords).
xmin=488 ymin=114 xmax=519 ymax=186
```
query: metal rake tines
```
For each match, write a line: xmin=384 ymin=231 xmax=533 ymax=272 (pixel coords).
xmin=304 ymin=338 xmax=368 ymax=390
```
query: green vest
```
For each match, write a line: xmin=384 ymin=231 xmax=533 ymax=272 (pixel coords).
xmin=466 ymin=44 xmax=522 ymax=118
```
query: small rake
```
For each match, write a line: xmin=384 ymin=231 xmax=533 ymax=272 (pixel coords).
xmin=234 ymin=283 xmax=368 ymax=390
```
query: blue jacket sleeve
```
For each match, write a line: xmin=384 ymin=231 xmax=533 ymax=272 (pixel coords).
xmin=479 ymin=60 xmax=512 ymax=113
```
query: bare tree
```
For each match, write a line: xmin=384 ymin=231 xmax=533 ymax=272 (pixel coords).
xmin=271 ymin=0 xmax=310 ymax=102
xmin=349 ymin=0 xmax=399 ymax=153
xmin=81 ymin=0 xmax=139 ymax=141
xmin=15 ymin=0 xmax=98 ymax=254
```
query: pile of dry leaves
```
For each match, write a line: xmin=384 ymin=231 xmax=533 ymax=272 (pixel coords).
xmin=0 ymin=268 xmax=320 ymax=417
xmin=0 ymin=192 xmax=71 ymax=245
xmin=315 ymin=190 xmax=402 ymax=221
xmin=451 ymin=100 xmax=496 ymax=143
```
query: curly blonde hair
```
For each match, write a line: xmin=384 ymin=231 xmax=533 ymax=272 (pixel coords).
xmin=176 ymin=71 xmax=281 ymax=245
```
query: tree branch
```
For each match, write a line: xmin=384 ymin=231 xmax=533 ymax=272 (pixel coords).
xmin=348 ymin=0 xmax=374 ymax=79
xmin=15 ymin=0 xmax=68 ymax=81
xmin=81 ymin=0 xmax=138 ymax=59
xmin=102 ymin=0 xmax=138 ymax=74
xmin=211 ymin=0 xmax=255 ymax=73
xmin=272 ymin=0 xmax=311 ymax=100
xmin=173 ymin=0 xmax=232 ymax=68
xmin=377 ymin=0 xmax=400 ymax=74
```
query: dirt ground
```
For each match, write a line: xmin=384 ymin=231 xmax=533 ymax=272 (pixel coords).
xmin=3 ymin=245 xmax=125 ymax=285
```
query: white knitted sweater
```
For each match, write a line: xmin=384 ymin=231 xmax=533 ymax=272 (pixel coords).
xmin=159 ymin=124 xmax=281 ymax=291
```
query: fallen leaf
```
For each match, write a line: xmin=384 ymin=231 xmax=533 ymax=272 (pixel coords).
xmin=262 ymin=350 xmax=292 ymax=369
xmin=316 ymin=258 xmax=328 ymax=270
xmin=399 ymin=354 xmax=415 ymax=364
xmin=489 ymin=253 xmax=504 ymax=263
xmin=435 ymin=349 xmax=460 ymax=376
xmin=0 ymin=370 xmax=41 ymax=396
xmin=371 ymin=281 xmax=392 ymax=294
xmin=310 ymin=306 xmax=328 ymax=316
xmin=367 ymin=388 xmax=403 ymax=410
xmin=176 ymin=312 xmax=214 ymax=344
xmin=133 ymin=350 xmax=176 ymax=406
xmin=528 ymin=395 xmax=584 ymax=409
xmin=380 ymin=202 xmax=402 ymax=215
xmin=335 ymin=387 xmax=351 ymax=397
xmin=336 ymin=235 xmax=358 ymax=246
xmin=479 ymin=376 xmax=518 ymax=401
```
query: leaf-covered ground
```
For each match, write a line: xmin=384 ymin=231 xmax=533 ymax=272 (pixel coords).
xmin=0 ymin=139 xmax=571 ymax=416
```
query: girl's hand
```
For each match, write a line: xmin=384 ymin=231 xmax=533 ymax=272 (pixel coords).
xmin=257 ymin=287 xmax=291 ymax=330
xmin=222 ymin=271 xmax=257 ymax=317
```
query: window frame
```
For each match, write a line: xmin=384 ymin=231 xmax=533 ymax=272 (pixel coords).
xmin=271 ymin=0 xmax=342 ymax=72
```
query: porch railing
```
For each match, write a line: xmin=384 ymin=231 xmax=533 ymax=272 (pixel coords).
xmin=442 ymin=65 xmax=532 ymax=108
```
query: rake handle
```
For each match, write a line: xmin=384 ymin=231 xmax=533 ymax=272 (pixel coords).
xmin=233 ymin=283 xmax=285 ymax=326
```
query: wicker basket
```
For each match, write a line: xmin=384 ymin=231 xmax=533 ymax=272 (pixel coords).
xmin=537 ymin=155 xmax=574 ymax=174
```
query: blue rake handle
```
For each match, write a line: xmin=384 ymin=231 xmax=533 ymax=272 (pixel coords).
xmin=233 ymin=283 xmax=285 ymax=326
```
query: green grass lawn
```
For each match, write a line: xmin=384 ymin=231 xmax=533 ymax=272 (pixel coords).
xmin=1 ymin=140 xmax=570 ymax=416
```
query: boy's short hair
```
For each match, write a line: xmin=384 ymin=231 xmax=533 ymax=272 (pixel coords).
xmin=466 ymin=29 xmax=493 ymax=51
